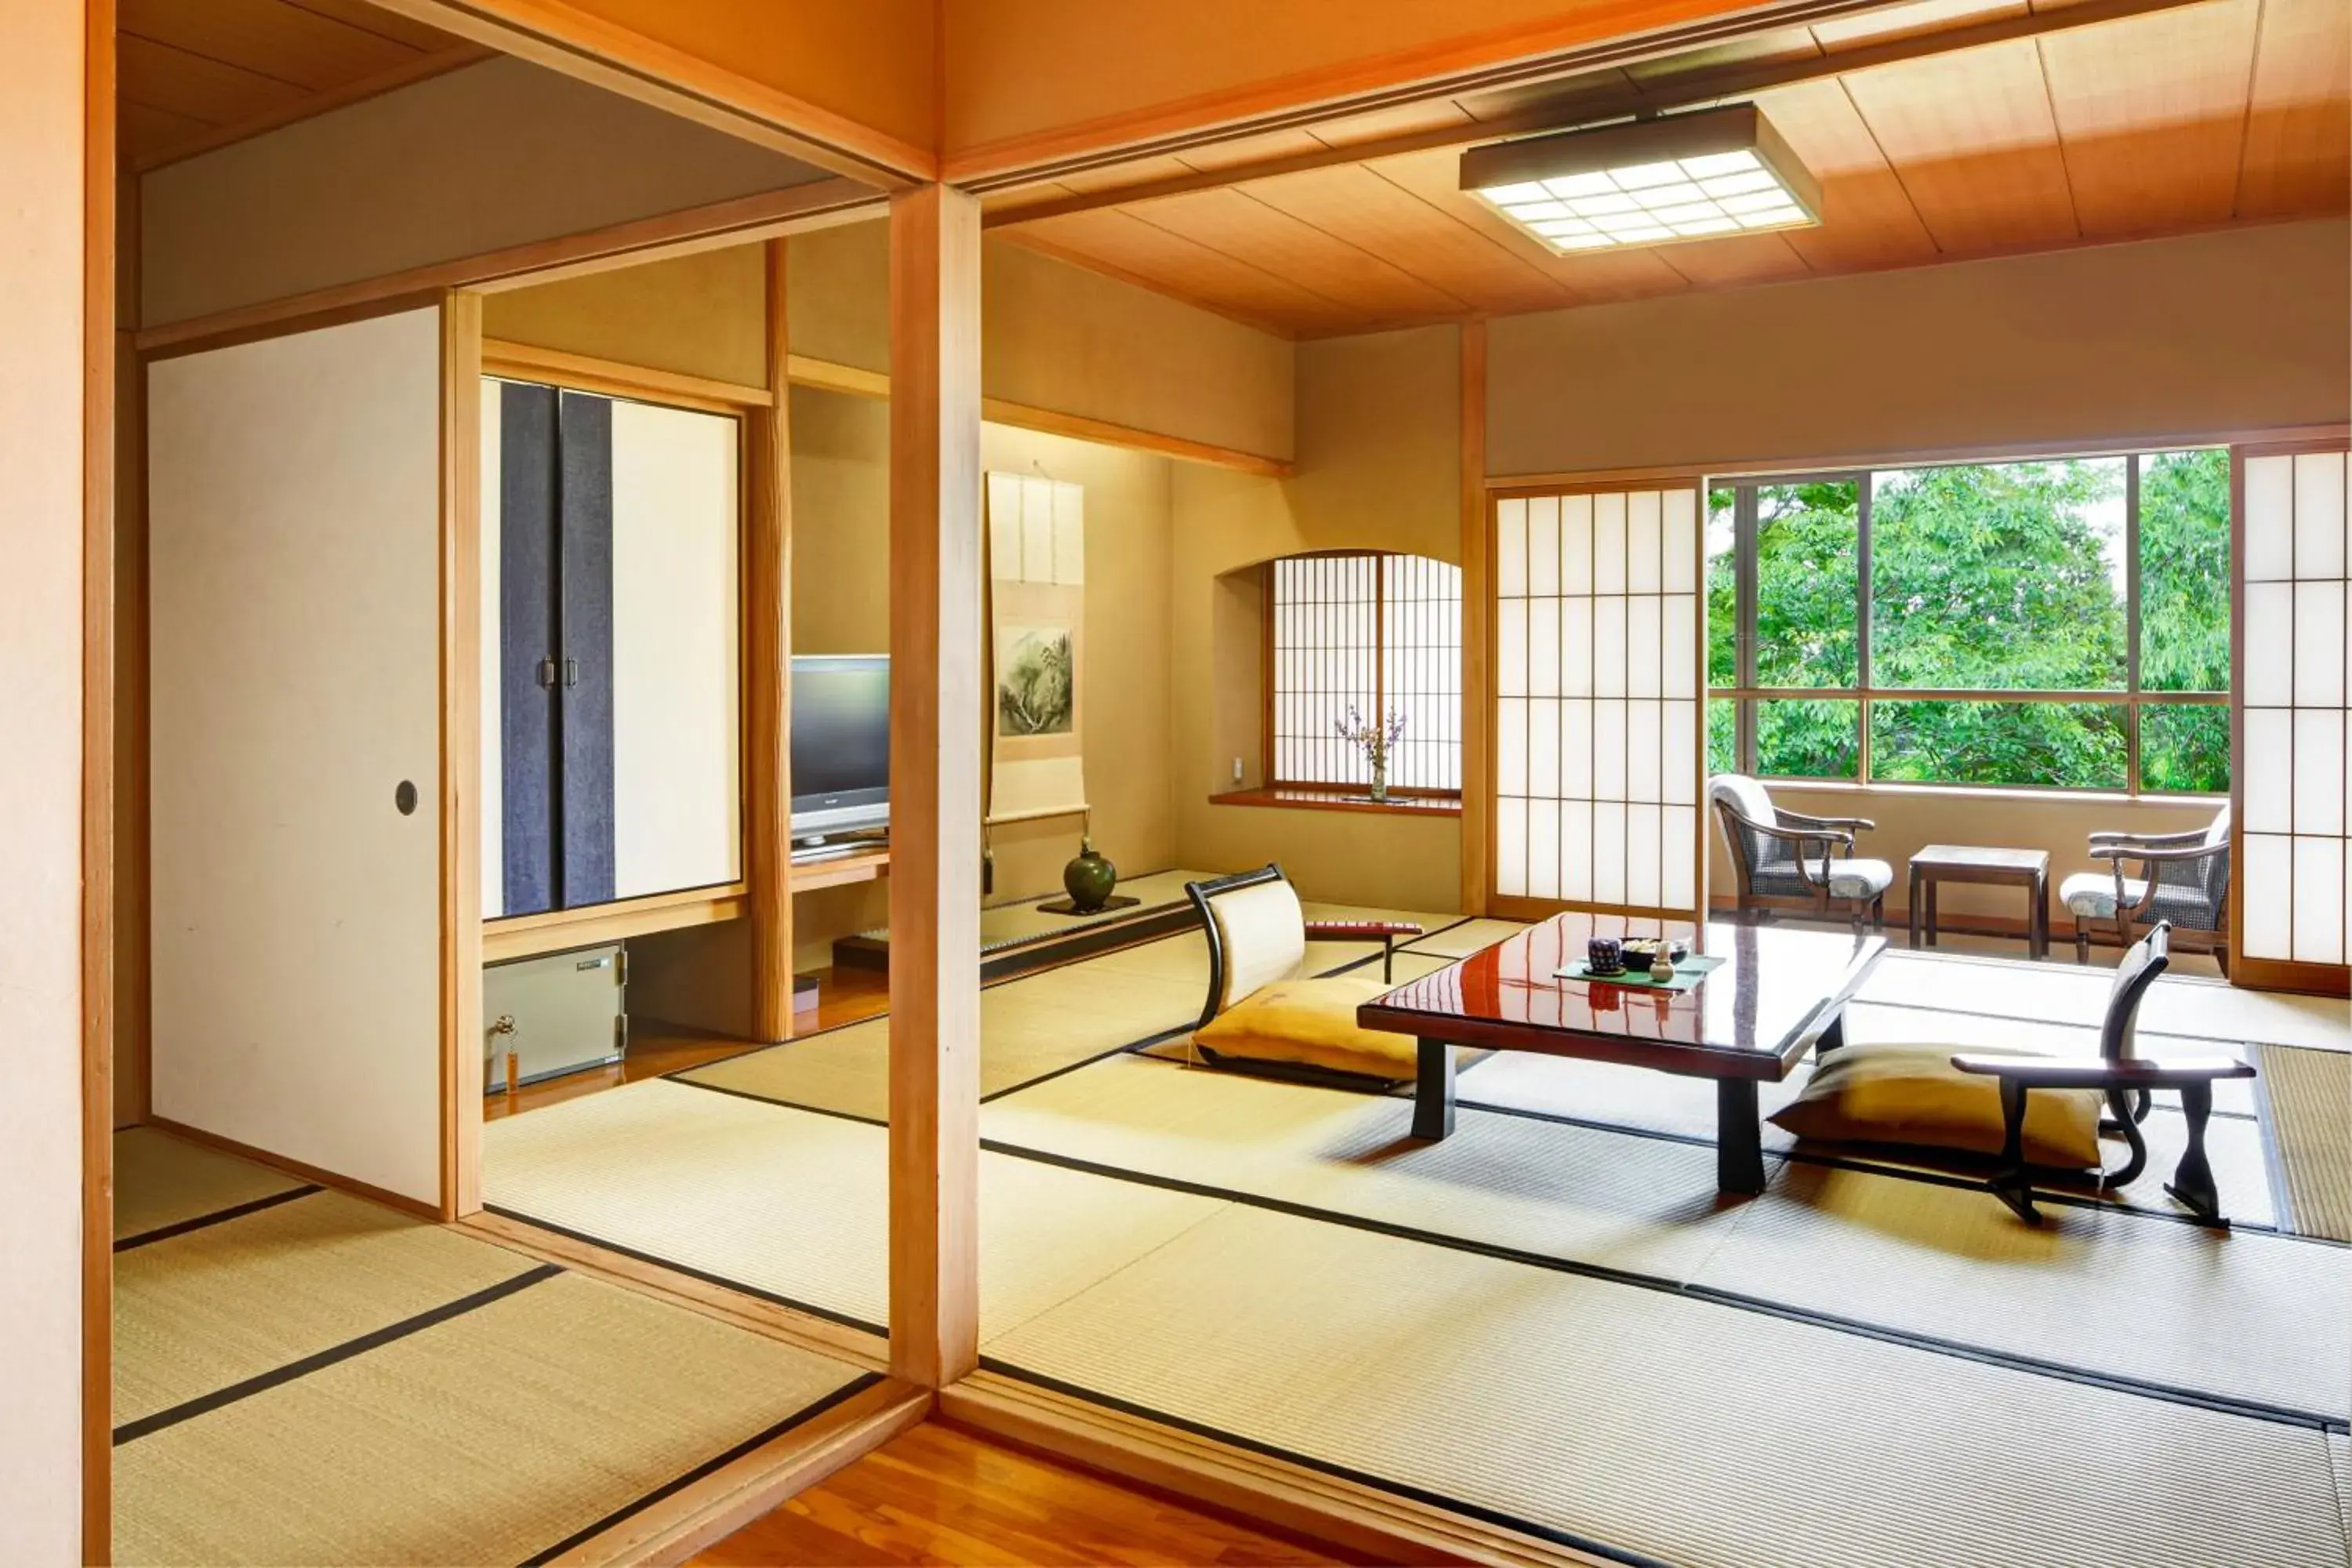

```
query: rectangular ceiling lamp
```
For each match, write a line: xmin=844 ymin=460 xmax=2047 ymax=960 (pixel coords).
xmin=1460 ymin=103 xmax=1820 ymax=253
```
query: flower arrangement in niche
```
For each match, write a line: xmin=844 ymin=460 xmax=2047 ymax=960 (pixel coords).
xmin=1335 ymin=704 xmax=1408 ymax=803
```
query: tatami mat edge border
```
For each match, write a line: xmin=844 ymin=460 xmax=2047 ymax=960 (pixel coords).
xmin=975 ymin=1358 xmax=1671 ymax=1568
xmin=114 ymin=1263 xmax=565 ymax=1444
xmin=518 ymin=1371 xmax=886 ymax=1566
xmin=114 ymin=1184 xmax=324 ymax=1251
xmin=483 ymin=1203 xmax=889 ymax=1338
xmin=976 ymin=1137 xmax=2350 ymax=1433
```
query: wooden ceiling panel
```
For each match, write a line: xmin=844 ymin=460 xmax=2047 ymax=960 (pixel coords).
xmin=1009 ymin=207 xmax=1377 ymax=336
xmin=1453 ymin=68 xmax=1639 ymax=125
xmin=1243 ymin=162 xmax=1580 ymax=317
xmin=118 ymin=99 xmax=214 ymax=165
xmin=1367 ymin=145 xmax=1691 ymax=306
xmin=989 ymin=0 xmax=2344 ymax=337
xmin=1309 ymin=99 xmax=1478 ymax=147
xmin=1813 ymin=0 xmax=2027 ymax=51
xmin=119 ymin=0 xmax=416 ymax=91
xmin=1754 ymin=78 xmax=1944 ymax=270
xmin=1653 ymin=232 xmax=1815 ymax=288
xmin=1623 ymin=25 xmax=1822 ymax=85
xmin=2236 ymin=0 xmax=2352 ymax=217
xmin=118 ymin=0 xmax=470 ymax=166
xmin=2039 ymin=0 xmax=2260 ymax=235
xmin=274 ymin=0 xmax=465 ymax=53
xmin=118 ymin=34 xmax=311 ymax=128
xmin=1178 ymin=127 xmax=1330 ymax=171
xmin=1125 ymin=187 xmax=1474 ymax=318
xmin=1363 ymin=144 xmax=1681 ymax=305
xmin=1838 ymin=36 xmax=2082 ymax=251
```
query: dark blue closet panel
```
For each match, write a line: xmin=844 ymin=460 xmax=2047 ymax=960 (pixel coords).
xmin=498 ymin=381 xmax=559 ymax=917
xmin=557 ymin=390 xmax=617 ymax=906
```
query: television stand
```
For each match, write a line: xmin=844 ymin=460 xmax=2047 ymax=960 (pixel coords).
xmin=786 ymin=840 xmax=892 ymax=894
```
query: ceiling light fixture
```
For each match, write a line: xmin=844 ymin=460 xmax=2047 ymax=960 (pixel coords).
xmin=1461 ymin=103 xmax=1820 ymax=255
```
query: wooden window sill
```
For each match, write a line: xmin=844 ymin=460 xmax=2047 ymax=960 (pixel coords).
xmin=1209 ymin=787 xmax=1461 ymax=818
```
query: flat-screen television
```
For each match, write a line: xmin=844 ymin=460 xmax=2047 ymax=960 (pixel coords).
xmin=790 ymin=654 xmax=889 ymax=842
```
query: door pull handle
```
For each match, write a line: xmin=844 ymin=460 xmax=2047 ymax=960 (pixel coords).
xmin=537 ymin=657 xmax=557 ymax=688
xmin=564 ymin=657 xmax=579 ymax=688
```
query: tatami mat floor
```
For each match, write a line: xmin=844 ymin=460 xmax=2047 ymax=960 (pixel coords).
xmin=112 ymin=1128 xmax=870 ymax=1566
xmin=481 ymin=904 xmax=2351 ymax=1568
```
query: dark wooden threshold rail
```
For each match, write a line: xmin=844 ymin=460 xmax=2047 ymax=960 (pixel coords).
xmin=1209 ymin=787 xmax=1462 ymax=818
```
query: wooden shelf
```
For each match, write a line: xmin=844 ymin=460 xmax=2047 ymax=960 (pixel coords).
xmin=790 ymin=845 xmax=892 ymax=891
xmin=485 ymin=884 xmax=747 ymax=963
xmin=1209 ymin=787 xmax=1461 ymax=818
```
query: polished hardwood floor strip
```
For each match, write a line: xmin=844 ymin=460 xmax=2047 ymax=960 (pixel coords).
xmin=695 ymin=1421 xmax=1360 ymax=1567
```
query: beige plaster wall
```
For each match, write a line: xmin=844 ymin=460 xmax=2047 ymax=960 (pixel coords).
xmin=1488 ymin=219 xmax=2352 ymax=478
xmin=139 ymin=56 xmax=831 ymax=328
xmin=786 ymin=220 xmax=1296 ymax=461
xmin=786 ymin=383 xmax=1181 ymax=966
xmin=1169 ymin=325 xmax=1467 ymax=914
xmin=482 ymin=245 xmax=768 ymax=387
xmin=0 ymin=0 xmax=85 ymax=1547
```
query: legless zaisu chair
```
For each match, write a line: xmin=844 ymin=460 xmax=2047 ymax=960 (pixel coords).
xmin=1183 ymin=866 xmax=1423 ymax=1083
xmin=1955 ymin=923 xmax=2256 ymax=1225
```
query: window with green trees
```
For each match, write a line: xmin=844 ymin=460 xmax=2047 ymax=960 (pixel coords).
xmin=1706 ymin=449 xmax=2229 ymax=793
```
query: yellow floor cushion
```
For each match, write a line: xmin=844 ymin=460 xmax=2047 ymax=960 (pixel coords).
xmin=1194 ymin=975 xmax=1420 ymax=1080
xmin=1769 ymin=1044 xmax=2103 ymax=1170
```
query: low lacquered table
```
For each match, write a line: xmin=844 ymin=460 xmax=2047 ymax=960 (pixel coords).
xmin=1357 ymin=913 xmax=1888 ymax=1195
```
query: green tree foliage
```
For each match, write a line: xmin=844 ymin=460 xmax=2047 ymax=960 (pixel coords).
xmin=1709 ymin=455 xmax=2230 ymax=792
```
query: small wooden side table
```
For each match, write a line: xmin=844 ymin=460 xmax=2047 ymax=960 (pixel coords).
xmin=1908 ymin=844 xmax=2050 ymax=960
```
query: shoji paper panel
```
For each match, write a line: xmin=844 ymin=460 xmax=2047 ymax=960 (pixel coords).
xmin=2239 ymin=448 xmax=2350 ymax=971
xmin=1494 ymin=485 xmax=1704 ymax=915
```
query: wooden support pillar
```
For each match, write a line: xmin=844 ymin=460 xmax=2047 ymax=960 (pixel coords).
xmin=749 ymin=239 xmax=795 ymax=1043
xmin=437 ymin=290 xmax=483 ymax=1221
xmin=1458 ymin=320 xmax=1491 ymax=918
xmin=887 ymin=184 xmax=983 ymax=1389
xmin=82 ymin=0 xmax=118 ymax=1555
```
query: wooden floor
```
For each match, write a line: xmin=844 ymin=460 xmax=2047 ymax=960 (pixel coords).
xmin=487 ymin=967 xmax=892 ymax=1122
xmin=695 ymin=1423 xmax=1359 ymax=1567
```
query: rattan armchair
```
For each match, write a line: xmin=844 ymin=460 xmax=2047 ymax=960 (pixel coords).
xmin=2058 ymin=805 xmax=2231 ymax=976
xmin=1708 ymin=775 xmax=1889 ymax=932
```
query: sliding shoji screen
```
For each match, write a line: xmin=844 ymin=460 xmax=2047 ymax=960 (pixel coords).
xmin=1494 ymin=485 xmax=1704 ymax=917
xmin=2237 ymin=443 xmax=2351 ymax=988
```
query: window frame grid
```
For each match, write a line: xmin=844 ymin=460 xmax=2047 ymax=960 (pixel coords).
xmin=1265 ymin=549 xmax=1464 ymax=798
xmin=1711 ymin=451 xmax=2231 ymax=798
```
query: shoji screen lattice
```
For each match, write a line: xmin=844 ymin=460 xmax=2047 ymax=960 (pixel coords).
xmin=1494 ymin=485 xmax=1704 ymax=916
xmin=2238 ymin=445 xmax=2350 ymax=983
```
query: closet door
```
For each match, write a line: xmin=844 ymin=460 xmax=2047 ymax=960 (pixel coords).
xmin=482 ymin=379 xmax=742 ymax=916
xmin=557 ymin=390 xmax=618 ymax=906
xmin=607 ymin=397 xmax=742 ymax=899
xmin=487 ymin=380 xmax=560 ymax=919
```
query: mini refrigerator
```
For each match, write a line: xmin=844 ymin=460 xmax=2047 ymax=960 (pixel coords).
xmin=484 ymin=942 xmax=627 ymax=1092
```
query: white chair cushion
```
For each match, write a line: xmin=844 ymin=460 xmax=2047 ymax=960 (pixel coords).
xmin=2062 ymin=871 xmax=2149 ymax=920
xmin=1206 ymin=877 xmax=1308 ymax=1013
xmin=1827 ymin=858 xmax=1893 ymax=900
xmin=1708 ymin=773 xmax=1777 ymax=827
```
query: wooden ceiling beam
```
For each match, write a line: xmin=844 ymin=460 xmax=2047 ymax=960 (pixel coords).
xmin=982 ymin=0 xmax=2216 ymax=230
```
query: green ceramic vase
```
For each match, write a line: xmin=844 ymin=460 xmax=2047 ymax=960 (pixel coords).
xmin=1062 ymin=836 xmax=1119 ymax=912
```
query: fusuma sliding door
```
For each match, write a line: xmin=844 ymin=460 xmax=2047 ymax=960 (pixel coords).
xmin=1493 ymin=484 xmax=1705 ymax=919
xmin=2236 ymin=441 xmax=2351 ymax=993
xmin=481 ymin=379 xmax=742 ymax=920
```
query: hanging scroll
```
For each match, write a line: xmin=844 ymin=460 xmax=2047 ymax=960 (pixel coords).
xmin=986 ymin=471 xmax=1087 ymax=821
